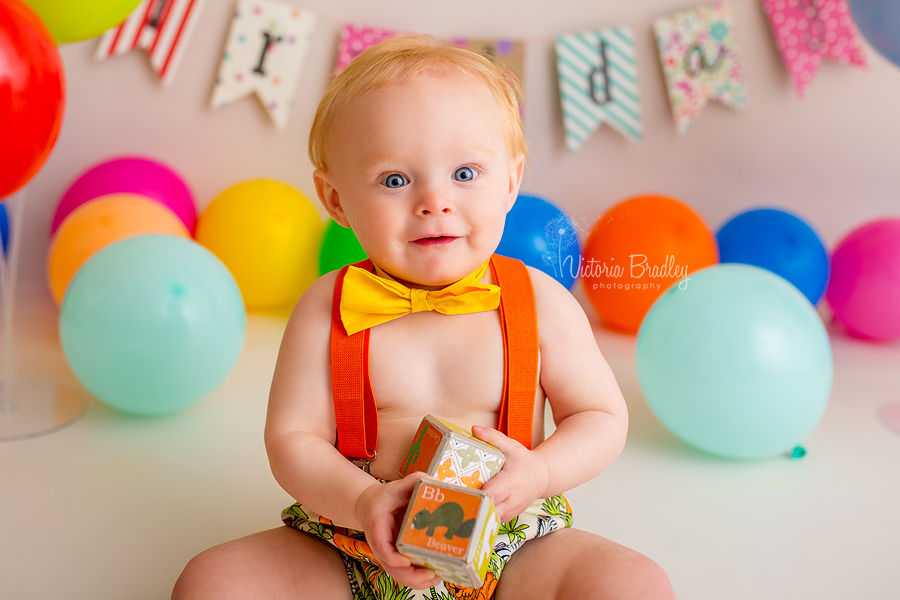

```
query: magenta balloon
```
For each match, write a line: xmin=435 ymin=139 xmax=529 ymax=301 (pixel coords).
xmin=51 ymin=156 xmax=197 ymax=235
xmin=826 ymin=218 xmax=900 ymax=342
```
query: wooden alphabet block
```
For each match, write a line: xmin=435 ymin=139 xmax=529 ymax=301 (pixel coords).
xmin=399 ymin=414 xmax=505 ymax=489
xmin=396 ymin=479 xmax=500 ymax=588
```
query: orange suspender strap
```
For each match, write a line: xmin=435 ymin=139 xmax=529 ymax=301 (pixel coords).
xmin=330 ymin=260 xmax=378 ymax=463
xmin=489 ymin=254 xmax=539 ymax=450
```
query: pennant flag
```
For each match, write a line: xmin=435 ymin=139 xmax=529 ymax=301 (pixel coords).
xmin=451 ymin=37 xmax=527 ymax=86
xmin=211 ymin=0 xmax=316 ymax=130
xmin=761 ymin=0 xmax=866 ymax=97
xmin=94 ymin=0 xmax=207 ymax=86
xmin=335 ymin=25 xmax=399 ymax=75
xmin=555 ymin=28 xmax=643 ymax=151
xmin=654 ymin=1 xmax=748 ymax=135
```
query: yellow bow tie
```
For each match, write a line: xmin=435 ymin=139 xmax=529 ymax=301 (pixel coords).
xmin=340 ymin=261 xmax=501 ymax=335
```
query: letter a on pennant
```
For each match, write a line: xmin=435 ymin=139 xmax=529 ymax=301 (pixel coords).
xmin=95 ymin=0 xmax=207 ymax=86
xmin=653 ymin=1 xmax=748 ymax=135
xmin=760 ymin=0 xmax=866 ymax=98
xmin=555 ymin=27 xmax=643 ymax=151
xmin=211 ymin=0 xmax=317 ymax=130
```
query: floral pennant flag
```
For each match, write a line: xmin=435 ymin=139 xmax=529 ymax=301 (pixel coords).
xmin=555 ymin=27 xmax=643 ymax=151
xmin=211 ymin=0 xmax=316 ymax=130
xmin=654 ymin=1 xmax=748 ymax=135
xmin=761 ymin=0 xmax=866 ymax=97
xmin=334 ymin=25 xmax=399 ymax=75
xmin=95 ymin=0 xmax=207 ymax=86
xmin=452 ymin=37 xmax=526 ymax=86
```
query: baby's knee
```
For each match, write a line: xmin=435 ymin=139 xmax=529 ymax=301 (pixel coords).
xmin=623 ymin=552 xmax=675 ymax=600
xmin=171 ymin=544 xmax=259 ymax=600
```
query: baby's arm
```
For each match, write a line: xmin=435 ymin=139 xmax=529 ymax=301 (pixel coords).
xmin=264 ymin=273 xmax=440 ymax=589
xmin=476 ymin=267 xmax=628 ymax=521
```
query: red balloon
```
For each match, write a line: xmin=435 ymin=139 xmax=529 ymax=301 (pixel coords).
xmin=0 ymin=0 xmax=65 ymax=200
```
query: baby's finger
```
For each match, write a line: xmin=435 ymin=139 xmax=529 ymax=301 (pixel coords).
xmin=386 ymin=564 xmax=442 ymax=591
xmin=471 ymin=425 xmax=522 ymax=454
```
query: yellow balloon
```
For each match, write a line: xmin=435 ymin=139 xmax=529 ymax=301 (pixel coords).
xmin=195 ymin=180 xmax=324 ymax=311
xmin=47 ymin=194 xmax=191 ymax=305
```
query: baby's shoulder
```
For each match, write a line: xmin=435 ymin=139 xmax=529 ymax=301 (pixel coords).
xmin=524 ymin=265 xmax=591 ymax=337
xmin=282 ymin=270 xmax=340 ymax=337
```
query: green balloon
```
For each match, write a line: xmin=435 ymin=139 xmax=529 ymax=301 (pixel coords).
xmin=60 ymin=235 xmax=246 ymax=415
xmin=22 ymin=0 xmax=143 ymax=44
xmin=636 ymin=264 xmax=832 ymax=460
xmin=319 ymin=220 xmax=367 ymax=275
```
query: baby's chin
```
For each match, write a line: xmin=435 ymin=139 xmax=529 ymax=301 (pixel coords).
xmin=376 ymin=256 xmax=494 ymax=289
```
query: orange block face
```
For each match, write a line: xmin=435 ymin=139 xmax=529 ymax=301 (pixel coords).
xmin=582 ymin=195 xmax=718 ymax=334
xmin=401 ymin=419 xmax=443 ymax=476
xmin=399 ymin=483 xmax=481 ymax=559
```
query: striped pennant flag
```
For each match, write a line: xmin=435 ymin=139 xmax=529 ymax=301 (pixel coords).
xmin=555 ymin=27 xmax=643 ymax=152
xmin=95 ymin=0 xmax=206 ymax=86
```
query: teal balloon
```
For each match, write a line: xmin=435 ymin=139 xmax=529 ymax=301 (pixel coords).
xmin=319 ymin=219 xmax=367 ymax=275
xmin=636 ymin=264 xmax=832 ymax=460
xmin=60 ymin=235 xmax=246 ymax=415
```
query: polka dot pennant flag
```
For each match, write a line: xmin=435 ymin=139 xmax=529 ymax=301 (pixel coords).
xmin=211 ymin=0 xmax=316 ymax=130
xmin=334 ymin=24 xmax=400 ymax=75
xmin=451 ymin=37 xmax=526 ymax=90
xmin=761 ymin=0 xmax=866 ymax=98
xmin=654 ymin=1 xmax=748 ymax=135
xmin=95 ymin=0 xmax=207 ymax=86
xmin=555 ymin=27 xmax=643 ymax=151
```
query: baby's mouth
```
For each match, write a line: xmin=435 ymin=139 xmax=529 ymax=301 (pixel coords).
xmin=412 ymin=235 xmax=459 ymax=246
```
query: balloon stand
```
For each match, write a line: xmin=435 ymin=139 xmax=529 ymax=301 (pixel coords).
xmin=0 ymin=191 xmax=85 ymax=442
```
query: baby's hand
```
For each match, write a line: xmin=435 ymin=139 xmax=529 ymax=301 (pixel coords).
xmin=356 ymin=472 xmax=443 ymax=590
xmin=472 ymin=425 xmax=550 ymax=523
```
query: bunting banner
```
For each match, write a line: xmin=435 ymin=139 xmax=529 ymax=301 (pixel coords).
xmin=555 ymin=27 xmax=643 ymax=151
xmin=210 ymin=0 xmax=317 ymax=130
xmin=452 ymin=37 xmax=526 ymax=87
xmin=335 ymin=24 xmax=399 ymax=75
xmin=654 ymin=1 xmax=748 ymax=135
xmin=760 ymin=0 xmax=866 ymax=97
xmin=94 ymin=0 xmax=207 ymax=86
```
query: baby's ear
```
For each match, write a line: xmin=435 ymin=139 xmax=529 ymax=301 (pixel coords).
xmin=314 ymin=169 xmax=350 ymax=227
xmin=507 ymin=153 xmax=526 ymax=210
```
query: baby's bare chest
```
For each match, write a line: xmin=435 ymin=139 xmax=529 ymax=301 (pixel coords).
xmin=367 ymin=311 xmax=506 ymax=418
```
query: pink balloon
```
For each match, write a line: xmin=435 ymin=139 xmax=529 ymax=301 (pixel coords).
xmin=826 ymin=218 xmax=900 ymax=342
xmin=51 ymin=156 xmax=196 ymax=235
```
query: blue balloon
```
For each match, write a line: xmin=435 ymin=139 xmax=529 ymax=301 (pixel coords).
xmin=849 ymin=0 xmax=900 ymax=68
xmin=636 ymin=264 xmax=832 ymax=460
xmin=716 ymin=208 xmax=829 ymax=305
xmin=59 ymin=235 xmax=246 ymax=415
xmin=496 ymin=194 xmax=580 ymax=289
xmin=0 ymin=201 xmax=8 ymax=255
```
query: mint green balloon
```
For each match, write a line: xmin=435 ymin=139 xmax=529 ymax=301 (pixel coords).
xmin=23 ymin=0 xmax=142 ymax=44
xmin=318 ymin=219 xmax=367 ymax=275
xmin=60 ymin=235 xmax=246 ymax=415
xmin=636 ymin=264 xmax=832 ymax=460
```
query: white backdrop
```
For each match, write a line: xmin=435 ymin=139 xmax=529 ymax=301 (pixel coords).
xmin=14 ymin=0 xmax=900 ymax=292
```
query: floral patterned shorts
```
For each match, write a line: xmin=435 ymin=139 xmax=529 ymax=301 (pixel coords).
xmin=281 ymin=490 xmax=573 ymax=600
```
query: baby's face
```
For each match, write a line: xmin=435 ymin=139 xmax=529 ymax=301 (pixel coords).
xmin=317 ymin=72 xmax=524 ymax=288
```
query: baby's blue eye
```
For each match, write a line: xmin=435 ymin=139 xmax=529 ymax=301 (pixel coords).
xmin=453 ymin=166 xmax=478 ymax=182
xmin=382 ymin=173 xmax=408 ymax=189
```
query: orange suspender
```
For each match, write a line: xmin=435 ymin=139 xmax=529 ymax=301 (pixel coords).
xmin=330 ymin=260 xmax=378 ymax=462
xmin=329 ymin=254 xmax=538 ymax=464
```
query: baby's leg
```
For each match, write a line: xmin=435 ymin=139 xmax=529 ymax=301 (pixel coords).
xmin=495 ymin=528 xmax=675 ymax=600
xmin=172 ymin=527 xmax=351 ymax=600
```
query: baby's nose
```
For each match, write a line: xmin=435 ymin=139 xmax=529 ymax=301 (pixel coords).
xmin=416 ymin=187 xmax=453 ymax=215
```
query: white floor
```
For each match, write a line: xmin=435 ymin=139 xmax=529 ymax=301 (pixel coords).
xmin=2 ymin=282 xmax=899 ymax=600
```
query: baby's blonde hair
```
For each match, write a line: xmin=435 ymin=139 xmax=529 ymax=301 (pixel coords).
xmin=309 ymin=34 xmax=526 ymax=172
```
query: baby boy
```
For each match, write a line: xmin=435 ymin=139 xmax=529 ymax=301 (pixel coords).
xmin=174 ymin=35 xmax=674 ymax=600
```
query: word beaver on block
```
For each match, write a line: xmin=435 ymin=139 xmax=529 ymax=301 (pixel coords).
xmin=396 ymin=479 xmax=501 ymax=588
xmin=399 ymin=414 xmax=505 ymax=489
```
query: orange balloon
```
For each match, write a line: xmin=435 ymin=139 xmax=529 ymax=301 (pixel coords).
xmin=47 ymin=193 xmax=190 ymax=305
xmin=582 ymin=195 xmax=718 ymax=334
